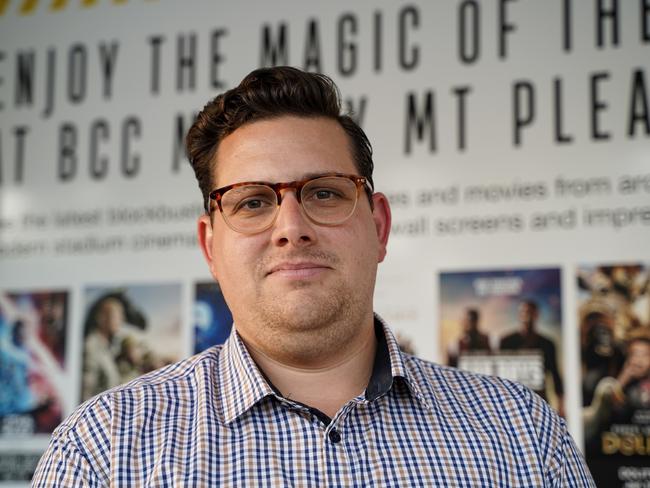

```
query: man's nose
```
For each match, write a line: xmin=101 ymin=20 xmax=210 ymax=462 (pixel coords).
xmin=270 ymin=190 xmax=317 ymax=247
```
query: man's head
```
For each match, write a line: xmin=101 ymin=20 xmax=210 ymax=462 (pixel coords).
xmin=188 ymin=67 xmax=391 ymax=366
xmin=463 ymin=308 xmax=480 ymax=334
xmin=518 ymin=300 xmax=539 ymax=333
xmin=625 ymin=335 xmax=650 ymax=380
xmin=186 ymin=66 xmax=374 ymax=213
xmin=94 ymin=298 xmax=124 ymax=339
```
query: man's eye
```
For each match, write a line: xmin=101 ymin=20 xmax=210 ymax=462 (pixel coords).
xmin=310 ymin=188 xmax=342 ymax=201
xmin=316 ymin=190 xmax=334 ymax=199
xmin=235 ymin=198 xmax=273 ymax=212
xmin=243 ymin=199 xmax=263 ymax=209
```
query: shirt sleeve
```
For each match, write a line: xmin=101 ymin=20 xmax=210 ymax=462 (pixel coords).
xmin=525 ymin=385 xmax=595 ymax=488
xmin=554 ymin=429 xmax=596 ymax=488
xmin=32 ymin=431 xmax=102 ymax=488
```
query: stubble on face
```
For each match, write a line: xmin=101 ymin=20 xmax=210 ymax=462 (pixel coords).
xmin=207 ymin=116 xmax=384 ymax=366
xmin=239 ymin=246 xmax=376 ymax=365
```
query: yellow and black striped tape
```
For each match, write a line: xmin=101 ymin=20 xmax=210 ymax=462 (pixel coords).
xmin=0 ymin=0 xmax=153 ymax=16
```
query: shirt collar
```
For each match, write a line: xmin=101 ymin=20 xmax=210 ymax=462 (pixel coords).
xmin=217 ymin=330 xmax=276 ymax=425
xmin=371 ymin=314 xmax=433 ymax=410
xmin=217 ymin=314 xmax=432 ymax=424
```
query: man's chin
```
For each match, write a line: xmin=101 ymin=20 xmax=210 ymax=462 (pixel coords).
xmin=262 ymin=293 xmax=346 ymax=329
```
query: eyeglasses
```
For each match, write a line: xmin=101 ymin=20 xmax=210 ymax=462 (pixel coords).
xmin=208 ymin=172 xmax=373 ymax=234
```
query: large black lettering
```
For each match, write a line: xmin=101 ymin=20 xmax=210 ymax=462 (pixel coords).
xmin=210 ymin=29 xmax=227 ymax=89
xmin=498 ymin=0 xmax=518 ymax=59
xmin=590 ymin=71 xmax=611 ymax=140
xmin=553 ymin=78 xmax=573 ymax=144
xmin=628 ymin=69 xmax=650 ymax=137
xmin=172 ymin=112 xmax=196 ymax=172
xmin=89 ymin=119 xmax=109 ymax=179
xmin=121 ymin=117 xmax=141 ymax=177
xmin=304 ymin=19 xmax=322 ymax=72
xmin=58 ymin=123 xmax=77 ymax=181
xmin=0 ymin=127 xmax=29 ymax=185
xmin=42 ymin=48 xmax=56 ymax=118
xmin=337 ymin=14 xmax=357 ymax=76
xmin=452 ymin=86 xmax=471 ymax=151
xmin=398 ymin=6 xmax=420 ymax=70
xmin=177 ymin=33 xmax=197 ymax=91
xmin=562 ymin=0 xmax=572 ymax=51
xmin=15 ymin=50 xmax=35 ymax=107
xmin=68 ymin=44 xmax=87 ymax=104
xmin=642 ymin=0 xmax=650 ymax=42
xmin=458 ymin=0 xmax=480 ymax=64
xmin=13 ymin=127 xmax=28 ymax=184
xmin=149 ymin=35 xmax=165 ymax=95
xmin=0 ymin=51 xmax=5 ymax=111
xmin=260 ymin=23 xmax=288 ymax=67
xmin=98 ymin=41 xmax=119 ymax=99
xmin=596 ymin=0 xmax=619 ymax=47
xmin=373 ymin=11 xmax=382 ymax=72
xmin=512 ymin=80 xmax=535 ymax=146
xmin=404 ymin=91 xmax=436 ymax=154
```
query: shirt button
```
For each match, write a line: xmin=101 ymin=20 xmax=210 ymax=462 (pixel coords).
xmin=328 ymin=429 xmax=342 ymax=444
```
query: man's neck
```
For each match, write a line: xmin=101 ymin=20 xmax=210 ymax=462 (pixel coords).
xmin=520 ymin=326 xmax=536 ymax=337
xmin=244 ymin=323 xmax=377 ymax=419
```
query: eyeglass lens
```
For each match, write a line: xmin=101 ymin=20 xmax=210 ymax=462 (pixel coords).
xmin=220 ymin=176 xmax=359 ymax=233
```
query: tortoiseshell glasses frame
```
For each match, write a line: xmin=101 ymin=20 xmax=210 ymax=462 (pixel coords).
xmin=207 ymin=172 xmax=374 ymax=234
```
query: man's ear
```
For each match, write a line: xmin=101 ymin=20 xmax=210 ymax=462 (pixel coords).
xmin=371 ymin=192 xmax=391 ymax=263
xmin=197 ymin=214 xmax=219 ymax=279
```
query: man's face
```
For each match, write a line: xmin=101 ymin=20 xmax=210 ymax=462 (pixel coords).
xmin=462 ymin=312 xmax=478 ymax=334
xmin=198 ymin=116 xmax=390 ymax=361
xmin=518 ymin=303 xmax=538 ymax=332
xmin=627 ymin=341 xmax=650 ymax=379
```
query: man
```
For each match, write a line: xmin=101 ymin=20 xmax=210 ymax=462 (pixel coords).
xmin=500 ymin=300 xmax=565 ymax=413
xmin=33 ymin=67 xmax=594 ymax=486
xmin=582 ymin=332 xmax=650 ymax=484
xmin=584 ymin=332 xmax=650 ymax=440
xmin=448 ymin=307 xmax=491 ymax=367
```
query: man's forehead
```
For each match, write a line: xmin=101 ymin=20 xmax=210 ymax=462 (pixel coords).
xmin=220 ymin=171 xmax=357 ymax=187
xmin=212 ymin=116 xmax=357 ymax=187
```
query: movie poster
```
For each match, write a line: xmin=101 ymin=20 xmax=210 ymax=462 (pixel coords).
xmin=193 ymin=282 xmax=233 ymax=354
xmin=439 ymin=268 xmax=565 ymax=415
xmin=579 ymin=264 xmax=650 ymax=488
xmin=80 ymin=284 xmax=182 ymax=402
xmin=0 ymin=290 xmax=68 ymax=437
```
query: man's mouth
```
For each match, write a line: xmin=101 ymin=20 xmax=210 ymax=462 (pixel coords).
xmin=266 ymin=261 xmax=331 ymax=279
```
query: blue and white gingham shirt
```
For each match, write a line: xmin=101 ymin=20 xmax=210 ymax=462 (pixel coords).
xmin=33 ymin=317 xmax=595 ymax=487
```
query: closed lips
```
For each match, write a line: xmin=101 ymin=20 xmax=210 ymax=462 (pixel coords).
xmin=267 ymin=262 xmax=330 ymax=275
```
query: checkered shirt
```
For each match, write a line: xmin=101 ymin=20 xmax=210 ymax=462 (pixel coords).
xmin=33 ymin=317 xmax=595 ymax=487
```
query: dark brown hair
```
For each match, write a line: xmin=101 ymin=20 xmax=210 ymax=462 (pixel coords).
xmin=466 ymin=308 xmax=480 ymax=323
xmin=521 ymin=299 xmax=539 ymax=313
xmin=186 ymin=66 xmax=374 ymax=212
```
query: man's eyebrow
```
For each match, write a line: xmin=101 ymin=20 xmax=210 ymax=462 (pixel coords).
xmin=301 ymin=171 xmax=337 ymax=180
xmin=220 ymin=171 xmax=354 ymax=189
xmin=265 ymin=172 xmax=345 ymax=184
